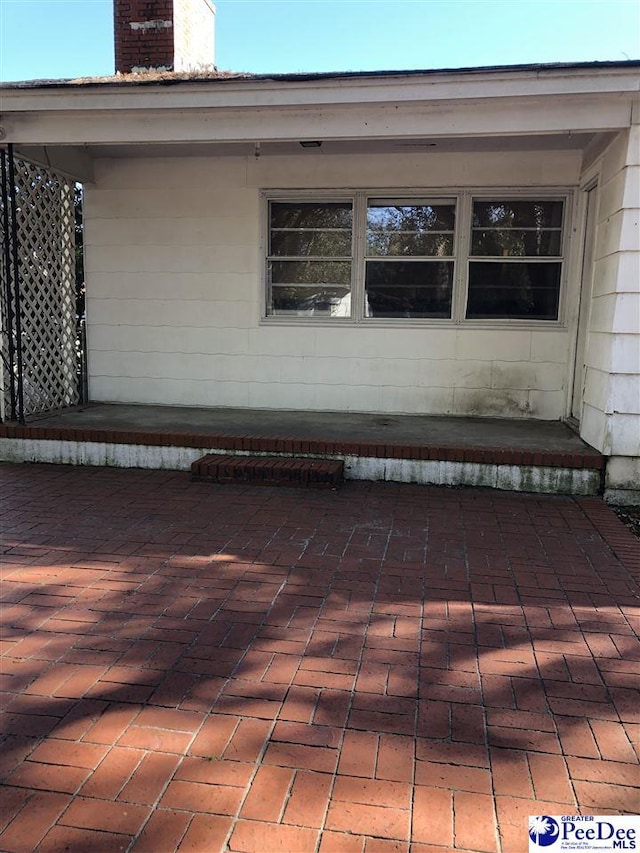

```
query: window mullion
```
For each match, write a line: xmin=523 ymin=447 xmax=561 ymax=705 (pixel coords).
xmin=453 ymin=192 xmax=471 ymax=324
xmin=352 ymin=192 xmax=366 ymax=322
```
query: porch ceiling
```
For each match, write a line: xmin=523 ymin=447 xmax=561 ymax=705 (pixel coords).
xmin=80 ymin=131 xmax=607 ymax=159
xmin=14 ymin=130 xmax=615 ymax=185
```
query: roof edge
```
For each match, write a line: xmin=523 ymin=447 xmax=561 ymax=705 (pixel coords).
xmin=2 ymin=59 xmax=640 ymax=90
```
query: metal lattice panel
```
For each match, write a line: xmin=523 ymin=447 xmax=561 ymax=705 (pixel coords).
xmin=1 ymin=152 xmax=81 ymax=418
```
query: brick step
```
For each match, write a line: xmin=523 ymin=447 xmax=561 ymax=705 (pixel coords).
xmin=191 ymin=454 xmax=344 ymax=488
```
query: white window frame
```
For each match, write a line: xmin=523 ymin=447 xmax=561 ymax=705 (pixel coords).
xmin=265 ymin=195 xmax=355 ymax=320
xmin=261 ymin=187 xmax=574 ymax=328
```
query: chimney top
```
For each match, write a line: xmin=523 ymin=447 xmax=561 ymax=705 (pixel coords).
xmin=114 ymin=0 xmax=216 ymax=75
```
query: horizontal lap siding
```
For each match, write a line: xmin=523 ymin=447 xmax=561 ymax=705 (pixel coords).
xmin=580 ymin=126 xmax=640 ymax=464
xmin=84 ymin=150 xmax=579 ymax=417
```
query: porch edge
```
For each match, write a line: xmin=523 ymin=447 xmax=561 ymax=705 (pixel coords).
xmin=0 ymin=437 xmax=602 ymax=495
xmin=0 ymin=423 xmax=605 ymax=470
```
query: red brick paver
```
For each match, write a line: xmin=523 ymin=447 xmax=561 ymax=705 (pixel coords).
xmin=1 ymin=463 xmax=638 ymax=853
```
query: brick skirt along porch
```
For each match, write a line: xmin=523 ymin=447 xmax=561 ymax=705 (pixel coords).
xmin=0 ymin=403 xmax=604 ymax=495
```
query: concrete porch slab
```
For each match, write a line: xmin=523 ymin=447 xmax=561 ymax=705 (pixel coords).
xmin=0 ymin=403 xmax=604 ymax=495
xmin=0 ymin=403 xmax=603 ymax=452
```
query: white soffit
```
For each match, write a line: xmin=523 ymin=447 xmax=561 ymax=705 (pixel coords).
xmin=83 ymin=132 xmax=605 ymax=159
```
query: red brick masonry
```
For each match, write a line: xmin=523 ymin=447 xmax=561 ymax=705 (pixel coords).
xmin=114 ymin=0 xmax=175 ymax=73
xmin=191 ymin=455 xmax=344 ymax=488
xmin=0 ymin=464 xmax=637 ymax=852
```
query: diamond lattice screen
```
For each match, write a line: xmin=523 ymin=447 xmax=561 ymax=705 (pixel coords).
xmin=0 ymin=213 xmax=10 ymax=416
xmin=4 ymin=158 xmax=80 ymax=415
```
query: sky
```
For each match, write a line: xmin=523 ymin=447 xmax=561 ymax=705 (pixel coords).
xmin=0 ymin=0 xmax=639 ymax=82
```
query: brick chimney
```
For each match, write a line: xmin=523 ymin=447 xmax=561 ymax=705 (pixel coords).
xmin=114 ymin=0 xmax=215 ymax=74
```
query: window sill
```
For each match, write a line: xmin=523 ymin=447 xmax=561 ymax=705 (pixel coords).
xmin=259 ymin=316 xmax=568 ymax=330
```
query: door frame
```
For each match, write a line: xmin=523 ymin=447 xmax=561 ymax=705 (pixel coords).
xmin=570 ymin=180 xmax=599 ymax=424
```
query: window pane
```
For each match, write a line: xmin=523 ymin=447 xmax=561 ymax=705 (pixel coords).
xmin=270 ymin=202 xmax=352 ymax=229
xmin=367 ymin=233 xmax=454 ymax=257
xmin=471 ymin=229 xmax=562 ymax=257
xmin=365 ymin=261 xmax=453 ymax=318
xmin=270 ymin=260 xmax=351 ymax=286
xmin=473 ymin=201 xmax=563 ymax=229
xmin=466 ymin=262 xmax=561 ymax=320
xmin=270 ymin=287 xmax=351 ymax=317
xmin=270 ymin=229 xmax=351 ymax=257
xmin=368 ymin=202 xmax=455 ymax=231
xmin=367 ymin=203 xmax=455 ymax=257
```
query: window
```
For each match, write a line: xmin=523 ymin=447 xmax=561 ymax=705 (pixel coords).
xmin=266 ymin=201 xmax=353 ymax=317
xmin=466 ymin=200 xmax=564 ymax=320
xmin=264 ymin=192 xmax=568 ymax=323
xmin=365 ymin=200 xmax=456 ymax=318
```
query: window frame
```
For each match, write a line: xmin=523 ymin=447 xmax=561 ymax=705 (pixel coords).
xmin=265 ymin=196 xmax=355 ymax=319
xmin=463 ymin=194 xmax=568 ymax=323
xmin=261 ymin=187 xmax=574 ymax=328
xmin=363 ymin=196 xmax=458 ymax=321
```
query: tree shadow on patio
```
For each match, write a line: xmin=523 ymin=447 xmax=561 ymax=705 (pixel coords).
xmin=1 ymin=464 xmax=639 ymax=851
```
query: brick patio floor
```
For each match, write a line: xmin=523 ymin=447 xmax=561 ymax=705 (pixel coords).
xmin=1 ymin=463 xmax=638 ymax=853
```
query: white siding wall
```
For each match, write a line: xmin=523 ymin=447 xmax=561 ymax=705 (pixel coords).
xmin=83 ymin=149 xmax=582 ymax=417
xmin=579 ymin=126 xmax=640 ymax=492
